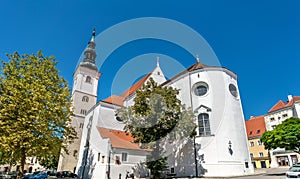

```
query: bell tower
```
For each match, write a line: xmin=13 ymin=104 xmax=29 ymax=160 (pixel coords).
xmin=57 ymin=28 xmax=101 ymax=172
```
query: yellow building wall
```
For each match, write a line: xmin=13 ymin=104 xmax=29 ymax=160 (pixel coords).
xmin=248 ymin=138 xmax=270 ymax=168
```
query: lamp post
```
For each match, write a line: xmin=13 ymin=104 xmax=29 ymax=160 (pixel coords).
xmin=193 ymin=137 xmax=198 ymax=177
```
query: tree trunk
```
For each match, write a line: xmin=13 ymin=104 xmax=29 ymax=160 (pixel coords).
xmin=19 ymin=148 xmax=26 ymax=178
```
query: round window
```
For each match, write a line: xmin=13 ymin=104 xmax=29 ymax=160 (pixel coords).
xmin=229 ymin=84 xmax=238 ymax=98
xmin=116 ymin=116 xmax=122 ymax=122
xmin=193 ymin=82 xmax=209 ymax=96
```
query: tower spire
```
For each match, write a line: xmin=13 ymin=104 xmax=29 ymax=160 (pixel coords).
xmin=156 ymin=56 xmax=160 ymax=67
xmin=90 ymin=28 xmax=96 ymax=43
xmin=80 ymin=28 xmax=98 ymax=71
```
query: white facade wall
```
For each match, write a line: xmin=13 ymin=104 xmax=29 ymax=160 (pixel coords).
xmin=294 ymin=102 xmax=300 ymax=117
xmin=166 ymin=68 xmax=253 ymax=177
xmin=72 ymin=66 xmax=99 ymax=96
xmin=96 ymin=103 xmax=124 ymax=131
xmin=75 ymin=64 xmax=254 ymax=178
xmin=264 ymin=109 xmax=293 ymax=131
xmin=264 ymin=99 xmax=300 ymax=168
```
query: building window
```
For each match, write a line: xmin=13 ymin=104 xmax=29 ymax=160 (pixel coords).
xmin=229 ymin=84 xmax=238 ymax=98
xmin=245 ymin=162 xmax=249 ymax=168
xmin=157 ymin=72 xmax=160 ymax=75
xmin=86 ymin=76 xmax=92 ymax=83
xmin=259 ymin=152 xmax=264 ymax=157
xmin=115 ymin=156 xmax=121 ymax=165
xmin=249 ymin=131 xmax=252 ymax=135
xmin=80 ymin=109 xmax=87 ymax=115
xmin=257 ymin=130 xmax=260 ymax=134
xmin=79 ymin=123 xmax=84 ymax=128
xmin=193 ymin=82 xmax=209 ymax=96
xmin=270 ymin=117 xmax=275 ymax=121
xmin=250 ymin=141 xmax=254 ymax=147
xmin=116 ymin=116 xmax=122 ymax=122
xmin=250 ymin=153 xmax=254 ymax=159
xmin=82 ymin=96 xmax=89 ymax=102
xmin=278 ymin=116 xmax=281 ymax=120
xmin=122 ymin=153 xmax=128 ymax=162
xmin=73 ymin=150 xmax=78 ymax=157
xmin=271 ymin=125 xmax=276 ymax=129
xmin=258 ymin=140 xmax=262 ymax=146
xmin=283 ymin=114 xmax=288 ymax=118
xmin=198 ymin=113 xmax=211 ymax=136
xmin=98 ymin=153 xmax=101 ymax=161
xmin=101 ymin=156 xmax=105 ymax=163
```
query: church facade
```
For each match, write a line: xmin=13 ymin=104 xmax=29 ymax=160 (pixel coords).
xmin=59 ymin=30 xmax=254 ymax=178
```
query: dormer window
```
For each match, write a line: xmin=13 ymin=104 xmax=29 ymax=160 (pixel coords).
xmin=257 ymin=130 xmax=260 ymax=134
xmin=86 ymin=76 xmax=92 ymax=83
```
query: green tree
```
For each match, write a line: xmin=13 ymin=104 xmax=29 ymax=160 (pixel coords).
xmin=0 ymin=51 xmax=76 ymax=176
xmin=117 ymin=78 xmax=196 ymax=179
xmin=261 ymin=117 xmax=300 ymax=153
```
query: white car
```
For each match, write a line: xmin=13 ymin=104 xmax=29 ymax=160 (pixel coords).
xmin=286 ymin=164 xmax=300 ymax=178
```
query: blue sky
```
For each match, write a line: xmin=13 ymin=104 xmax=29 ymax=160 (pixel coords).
xmin=0 ymin=0 xmax=299 ymax=119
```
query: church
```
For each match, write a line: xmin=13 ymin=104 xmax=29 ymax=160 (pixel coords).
xmin=57 ymin=29 xmax=254 ymax=178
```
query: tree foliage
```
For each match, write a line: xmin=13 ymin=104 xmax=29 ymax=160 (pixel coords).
xmin=261 ymin=117 xmax=300 ymax=153
xmin=0 ymin=51 xmax=76 ymax=175
xmin=117 ymin=78 xmax=196 ymax=179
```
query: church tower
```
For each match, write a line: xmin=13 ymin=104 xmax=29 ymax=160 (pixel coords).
xmin=57 ymin=29 xmax=101 ymax=172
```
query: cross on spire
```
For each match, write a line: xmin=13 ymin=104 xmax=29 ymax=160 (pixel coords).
xmin=156 ymin=56 xmax=160 ymax=67
xmin=196 ymin=54 xmax=200 ymax=63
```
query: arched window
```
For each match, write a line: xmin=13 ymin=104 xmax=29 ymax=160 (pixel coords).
xmin=198 ymin=113 xmax=211 ymax=136
xmin=82 ymin=96 xmax=89 ymax=102
xmin=86 ymin=76 xmax=92 ymax=83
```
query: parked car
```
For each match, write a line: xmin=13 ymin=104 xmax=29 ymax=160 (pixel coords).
xmin=46 ymin=170 xmax=56 ymax=176
xmin=56 ymin=171 xmax=77 ymax=178
xmin=286 ymin=164 xmax=300 ymax=178
xmin=0 ymin=172 xmax=11 ymax=179
xmin=22 ymin=171 xmax=48 ymax=179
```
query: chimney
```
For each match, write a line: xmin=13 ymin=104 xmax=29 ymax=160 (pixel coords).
xmin=288 ymin=95 xmax=293 ymax=102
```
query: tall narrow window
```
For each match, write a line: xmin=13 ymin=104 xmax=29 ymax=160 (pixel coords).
xmin=122 ymin=153 xmax=128 ymax=162
xmin=80 ymin=109 xmax=87 ymax=115
xmin=115 ymin=156 xmax=121 ymax=165
xmin=86 ymin=76 xmax=92 ymax=83
xmin=82 ymin=96 xmax=89 ymax=102
xmin=73 ymin=150 xmax=78 ymax=157
xmin=198 ymin=113 xmax=211 ymax=136
xmin=259 ymin=152 xmax=264 ymax=157
xmin=79 ymin=123 xmax=84 ymax=129
xmin=98 ymin=153 xmax=101 ymax=161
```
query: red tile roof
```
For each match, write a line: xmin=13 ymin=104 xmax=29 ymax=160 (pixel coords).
xmin=102 ymin=95 xmax=124 ymax=106
xmin=101 ymin=73 xmax=152 ymax=106
xmin=120 ymin=73 xmax=152 ymax=98
xmin=268 ymin=96 xmax=300 ymax=113
xmin=162 ymin=62 xmax=207 ymax=85
xmin=245 ymin=115 xmax=266 ymax=138
xmin=97 ymin=127 xmax=147 ymax=151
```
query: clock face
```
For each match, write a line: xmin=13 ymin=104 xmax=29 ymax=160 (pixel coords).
xmin=229 ymin=84 xmax=238 ymax=98
xmin=193 ymin=82 xmax=209 ymax=96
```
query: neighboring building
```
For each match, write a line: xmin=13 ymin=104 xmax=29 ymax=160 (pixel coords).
xmin=264 ymin=95 xmax=300 ymax=168
xmin=57 ymin=29 xmax=101 ymax=173
xmin=0 ymin=157 xmax=44 ymax=174
xmin=245 ymin=116 xmax=270 ymax=168
xmin=60 ymin=30 xmax=254 ymax=178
